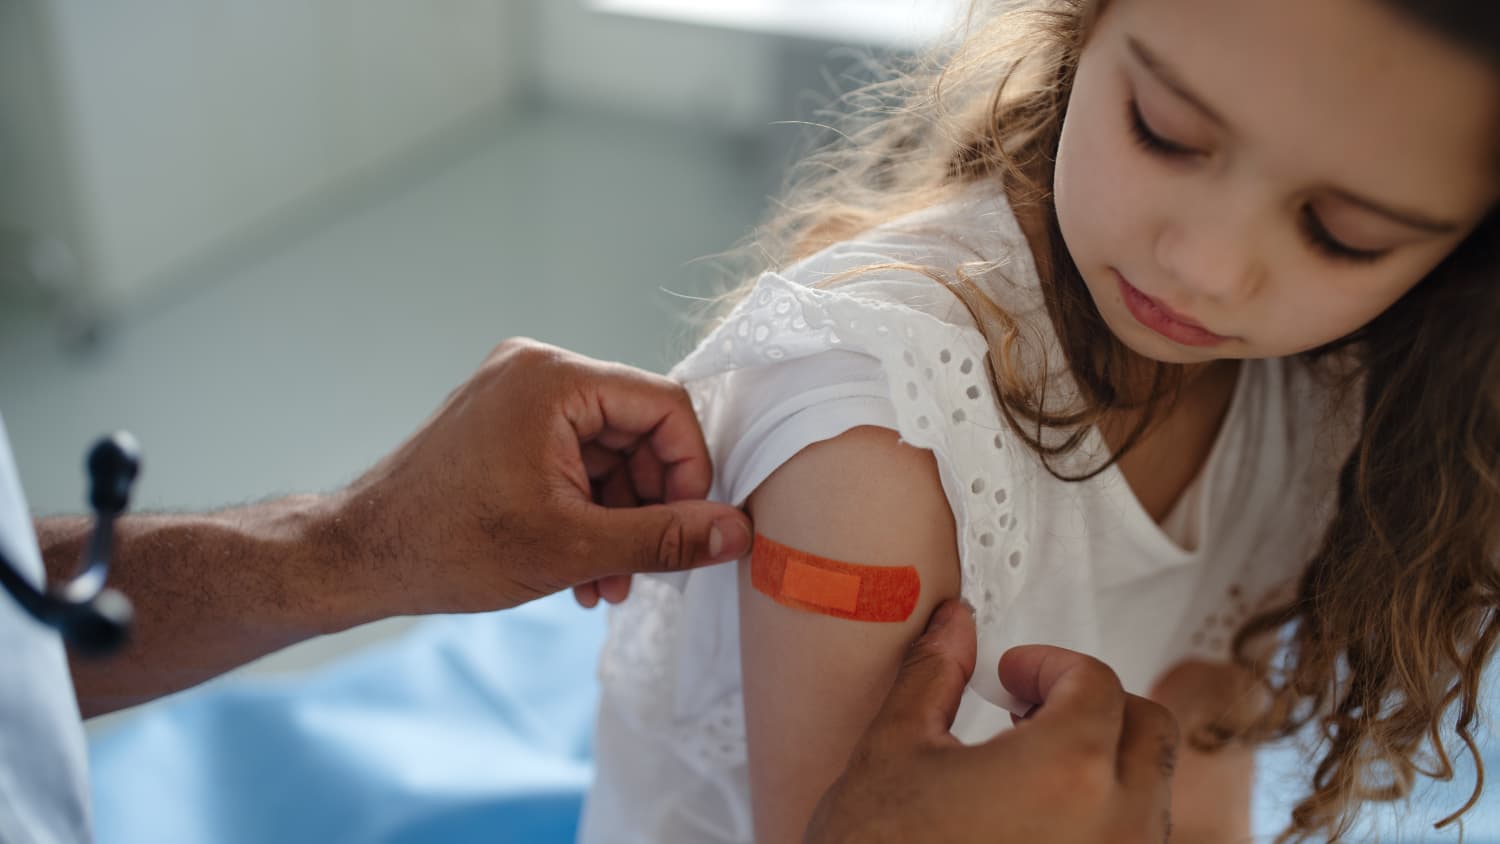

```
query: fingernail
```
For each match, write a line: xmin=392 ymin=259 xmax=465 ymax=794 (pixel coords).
xmin=708 ymin=517 xmax=750 ymax=562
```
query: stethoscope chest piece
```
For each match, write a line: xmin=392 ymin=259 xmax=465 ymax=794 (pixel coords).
xmin=0 ymin=432 xmax=139 ymax=657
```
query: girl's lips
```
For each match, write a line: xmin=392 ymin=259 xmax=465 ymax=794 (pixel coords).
xmin=1115 ymin=271 xmax=1231 ymax=348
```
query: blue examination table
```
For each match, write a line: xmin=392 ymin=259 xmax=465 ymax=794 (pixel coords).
xmin=89 ymin=594 xmax=1499 ymax=842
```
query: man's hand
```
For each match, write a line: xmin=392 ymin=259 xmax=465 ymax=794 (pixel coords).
xmin=43 ymin=339 xmax=751 ymax=716
xmin=336 ymin=338 xmax=752 ymax=617
xmin=804 ymin=600 xmax=1179 ymax=844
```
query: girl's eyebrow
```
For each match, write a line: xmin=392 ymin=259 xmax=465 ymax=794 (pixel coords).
xmin=1325 ymin=189 xmax=1460 ymax=234
xmin=1127 ymin=36 xmax=1462 ymax=235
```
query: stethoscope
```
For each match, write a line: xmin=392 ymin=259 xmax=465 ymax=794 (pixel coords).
xmin=0 ymin=433 xmax=138 ymax=658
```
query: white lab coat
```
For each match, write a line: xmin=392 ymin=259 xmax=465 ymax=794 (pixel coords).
xmin=0 ymin=414 xmax=92 ymax=843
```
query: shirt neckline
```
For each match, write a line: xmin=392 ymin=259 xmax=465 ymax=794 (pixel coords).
xmin=1090 ymin=359 xmax=1253 ymax=566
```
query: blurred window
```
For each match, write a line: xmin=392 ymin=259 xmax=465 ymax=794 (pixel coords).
xmin=590 ymin=0 xmax=966 ymax=48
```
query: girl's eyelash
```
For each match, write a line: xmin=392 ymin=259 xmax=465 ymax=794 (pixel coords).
xmin=1298 ymin=207 xmax=1390 ymax=264
xmin=1126 ymin=97 xmax=1390 ymax=266
xmin=1126 ymin=98 xmax=1198 ymax=158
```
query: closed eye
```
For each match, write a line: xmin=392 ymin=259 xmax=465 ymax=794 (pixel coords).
xmin=1298 ymin=207 xmax=1391 ymax=264
xmin=1127 ymin=97 xmax=1201 ymax=159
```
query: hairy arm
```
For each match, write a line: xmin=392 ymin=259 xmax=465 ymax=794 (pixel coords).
xmin=740 ymin=426 xmax=962 ymax=844
xmin=33 ymin=339 xmax=753 ymax=719
xmin=36 ymin=497 xmax=365 ymax=718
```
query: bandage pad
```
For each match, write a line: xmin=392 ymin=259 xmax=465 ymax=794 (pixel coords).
xmin=750 ymin=534 xmax=920 ymax=622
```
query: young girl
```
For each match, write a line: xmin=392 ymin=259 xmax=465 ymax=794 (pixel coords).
xmin=579 ymin=0 xmax=1500 ymax=841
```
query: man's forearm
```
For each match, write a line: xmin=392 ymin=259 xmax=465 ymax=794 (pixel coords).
xmin=28 ymin=341 xmax=758 ymax=719
xmin=37 ymin=495 xmax=378 ymax=718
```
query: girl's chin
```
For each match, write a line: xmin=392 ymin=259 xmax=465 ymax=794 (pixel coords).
xmin=1122 ymin=336 xmax=1220 ymax=364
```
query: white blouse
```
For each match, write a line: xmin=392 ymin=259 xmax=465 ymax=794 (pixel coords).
xmin=579 ymin=183 xmax=1359 ymax=844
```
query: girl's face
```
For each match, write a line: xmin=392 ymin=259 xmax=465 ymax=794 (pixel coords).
xmin=1054 ymin=0 xmax=1500 ymax=364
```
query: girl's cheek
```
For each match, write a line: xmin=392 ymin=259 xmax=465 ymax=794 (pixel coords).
xmin=1065 ymin=121 xmax=1150 ymax=253
xmin=1265 ymin=270 xmax=1394 ymax=355
xmin=1056 ymin=110 xmax=1113 ymax=230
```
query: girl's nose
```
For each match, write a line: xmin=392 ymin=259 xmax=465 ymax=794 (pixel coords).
xmin=1153 ymin=213 xmax=1266 ymax=305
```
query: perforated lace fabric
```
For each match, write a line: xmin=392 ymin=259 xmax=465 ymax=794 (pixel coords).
xmin=684 ymin=273 xmax=1039 ymax=611
xmin=598 ymin=268 xmax=1037 ymax=765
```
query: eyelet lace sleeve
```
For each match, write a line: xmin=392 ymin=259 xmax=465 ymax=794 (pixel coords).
xmin=679 ymin=272 xmax=1039 ymax=615
xmin=598 ymin=271 xmax=1042 ymax=763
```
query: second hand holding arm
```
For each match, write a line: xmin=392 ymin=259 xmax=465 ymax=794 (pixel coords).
xmin=806 ymin=599 xmax=1181 ymax=844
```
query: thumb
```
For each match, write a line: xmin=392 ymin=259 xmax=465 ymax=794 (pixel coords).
xmin=866 ymin=600 xmax=978 ymax=747
xmin=582 ymin=499 xmax=752 ymax=576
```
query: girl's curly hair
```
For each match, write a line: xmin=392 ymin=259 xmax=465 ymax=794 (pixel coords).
xmin=725 ymin=1 xmax=1500 ymax=839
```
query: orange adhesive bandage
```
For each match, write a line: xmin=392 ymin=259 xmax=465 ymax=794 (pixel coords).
xmin=750 ymin=534 xmax=921 ymax=623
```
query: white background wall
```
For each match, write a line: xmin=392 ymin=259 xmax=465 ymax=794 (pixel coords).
xmin=0 ymin=0 xmax=78 ymax=290
xmin=3 ymin=0 xmax=526 ymax=307
xmin=531 ymin=1 xmax=779 ymax=131
xmin=1 ymin=1 xmax=913 ymax=312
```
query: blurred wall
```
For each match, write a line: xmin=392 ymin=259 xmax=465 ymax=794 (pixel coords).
xmin=0 ymin=0 xmax=78 ymax=292
xmin=1 ymin=1 xmax=916 ymax=316
xmin=1 ymin=0 xmax=525 ymax=308
xmin=531 ymin=2 xmax=779 ymax=131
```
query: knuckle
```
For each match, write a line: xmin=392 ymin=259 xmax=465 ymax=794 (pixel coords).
xmin=1159 ymin=733 xmax=1179 ymax=781
xmin=492 ymin=337 xmax=558 ymax=372
xmin=1149 ymin=714 xmax=1181 ymax=779
xmin=603 ymin=362 xmax=675 ymax=404
xmin=1151 ymin=702 xmax=1181 ymax=746
xmin=1133 ymin=697 xmax=1180 ymax=748
xmin=901 ymin=633 xmax=950 ymax=674
xmin=660 ymin=378 xmax=693 ymax=407
xmin=913 ymin=631 xmax=976 ymax=694
xmin=893 ymin=643 xmax=950 ymax=697
xmin=655 ymin=517 xmax=689 ymax=571
xmin=491 ymin=336 xmax=536 ymax=362
xmin=1073 ymin=655 xmax=1126 ymax=697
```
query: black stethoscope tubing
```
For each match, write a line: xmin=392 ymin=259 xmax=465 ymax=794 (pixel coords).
xmin=0 ymin=433 xmax=138 ymax=658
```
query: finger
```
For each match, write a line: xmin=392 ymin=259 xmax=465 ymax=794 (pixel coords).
xmin=581 ymin=365 xmax=694 ymax=437
xmin=579 ymin=500 xmax=751 ymax=575
xmin=570 ymin=367 xmax=717 ymax=491
xmin=997 ymin=645 xmax=1128 ymax=753
xmin=598 ymin=574 xmax=633 ymax=604
xmin=864 ymin=600 xmax=978 ymax=749
xmin=593 ymin=427 xmax=642 ymax=452
xmin=1117 ymin=694 xmax=1179 ymax=792
xmin=628 ymin=444 xmax=666 ymax=503
xmin=1117 ymin=694 xmax=1178 ymax=843
xmin=582 ymin=443 xmax=626 ymax=481
xmin=567 ymin=368 xmax=714 ymax=503
xmin=657 ymin=425 xmax=713 ymax=502
xmin=574 ymin=582 xmax=600 ymax=609
xmin=598 ymin=466 xmax=639 ymax=509
xmin=600 ymin=376 xmax=711 ymax=500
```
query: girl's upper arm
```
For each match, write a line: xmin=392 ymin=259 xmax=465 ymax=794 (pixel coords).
xmin=739 ymin=424 xmax=962 ymax=844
